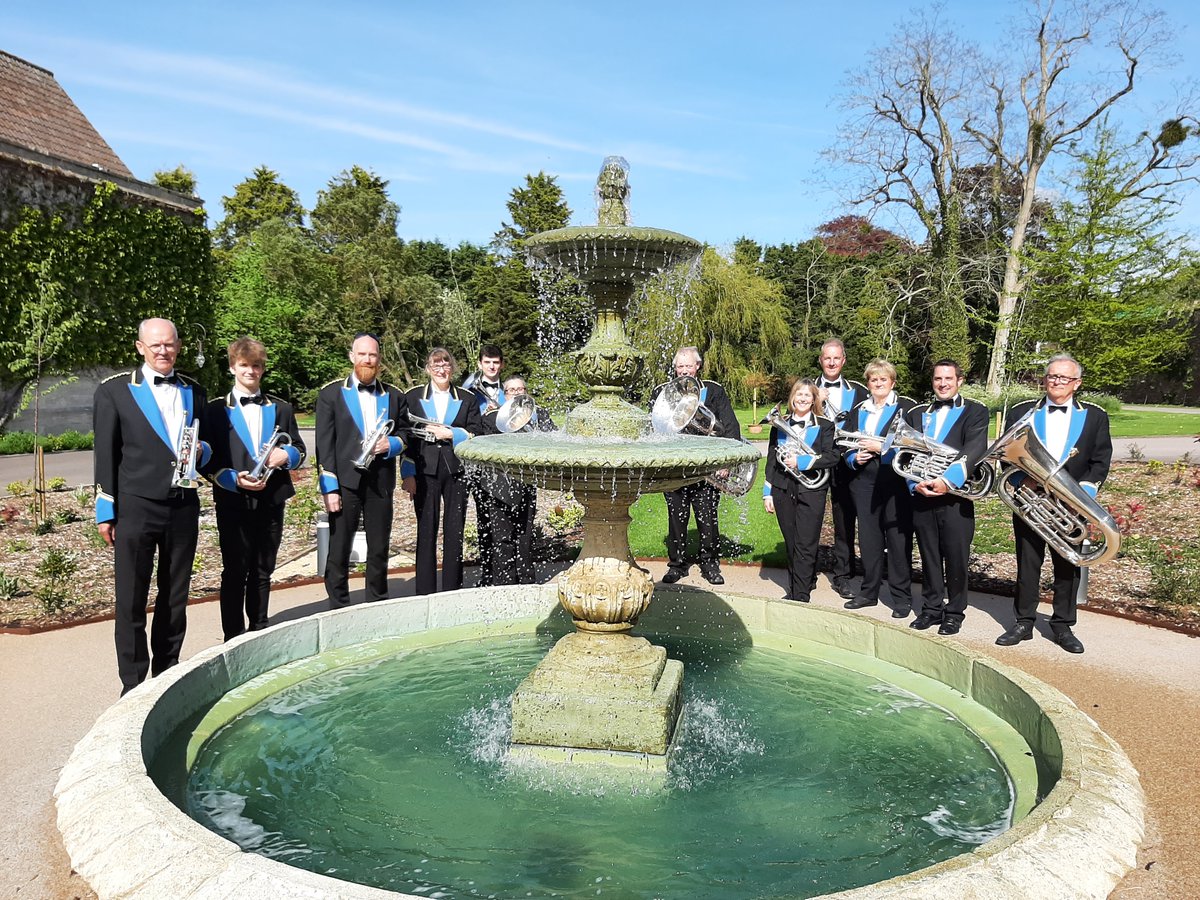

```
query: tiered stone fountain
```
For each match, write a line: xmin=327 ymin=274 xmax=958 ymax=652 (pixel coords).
xmin=458 ymin=157 xmax=757 ymax=761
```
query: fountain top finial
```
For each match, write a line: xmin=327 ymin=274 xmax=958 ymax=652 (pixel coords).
xmin=596 ymin=156 xmax=631 ymax=227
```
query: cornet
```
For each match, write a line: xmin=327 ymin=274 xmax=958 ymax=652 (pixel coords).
xmin=988 ymin=410 xmax=1120 ymax=567
xmin=765 ymin=406 xmax=830 ymax=490
xmin=406 ymin=412 xmax=450 ymax=443
xmin=883 ymin=418 xmax=995 ymax=501
xmin=172 ymin=421 xmax=201 ymax=489
xmin=353 ymin=411 xmax=394 ymax=469
xmin=247 ymin=427 xmax=293 ymax=484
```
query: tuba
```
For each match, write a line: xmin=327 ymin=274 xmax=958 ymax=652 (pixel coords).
xmin=496 ymin=394 xmax=537 ymax=433
xmin=883 ymin=417 xmax=995 ymax=501
xmin=247 ymin=426 xmax=293 ymax=484
xmin=988 ymin=410 xmax=1120 ymax=567
xmin=650 ymin=376 xmax=724 ymax=437
xmin=706 ymin=442 xmax=760 ymax=497
xmin=172 ymin=420 xmax=201 ymax=489
xmin=353 ymin=411 xmax=394 ymax=469
xmin=765 ymin=406 xmax=830 ymax=490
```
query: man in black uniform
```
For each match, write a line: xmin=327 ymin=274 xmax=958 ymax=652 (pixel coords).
xmin=815 ymin=338 xmax=866 ymax=600
xmin=501 ymin=376 xmax=555 ymax=584
xmin=93 ymin=317 xmax=212 ymax=694
xmin=996 ymin=353 xmax=1112 ymax=654
xmin=315 ymin=332 xmax=413 ymax=609
xmin=654 ymin=346 xmax=740 ymax=585
xmin=467 ymin=345 xmax=509 ymax=586
xmin=205 ymin=337 xmax=306 ymax=640
xmin=905 ymin=359 xmax=989 ymax=636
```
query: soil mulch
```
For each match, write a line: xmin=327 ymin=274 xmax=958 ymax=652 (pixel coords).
xmin=2 ymin=462 xmax=1197 ymax=632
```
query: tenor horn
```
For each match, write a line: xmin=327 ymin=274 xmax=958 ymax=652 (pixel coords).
xmin=988 ymin=411 xmax=1120 ymax=567
xmin=765 ymin=405 xmax=830 ymax=490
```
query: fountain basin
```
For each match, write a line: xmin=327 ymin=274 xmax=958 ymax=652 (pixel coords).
xmin=57 ymin=586 xmax=1144 ymax=899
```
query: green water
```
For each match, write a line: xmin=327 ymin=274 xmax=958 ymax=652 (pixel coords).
xmin=186 ymin=635 xmax=1015 ymax=899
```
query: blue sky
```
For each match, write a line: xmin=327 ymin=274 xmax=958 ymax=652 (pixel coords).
xmin=4 ymin=1 xmax=1198 ymax=250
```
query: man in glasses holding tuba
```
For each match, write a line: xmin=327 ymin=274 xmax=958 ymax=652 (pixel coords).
xmin=996 ymin=354 xmax=1112 ymax=654
xmin=315 ymin=332 xmax=413 ymax=609
xmin=204 ymin=338 xmax=306 ymax=640
xmin=653 ymin=346 xmax=741 ymax=585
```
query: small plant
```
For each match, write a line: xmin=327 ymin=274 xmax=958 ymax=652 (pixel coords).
xmin=73 ymin=487 xmax=94 ymax=509
xmin=33 ymin=519 xmax=55 ymax=536
xmin=1106 ymin=501 xmax=1145 ymax=537
xmin=1146 ymin=542 xmax=1200 ymax=609
xmin=1145 ymin=459 xmax=1164 ymax=474
xmin=86 ymin=527 xmax=109 ymax=550
xmin=285 ymin=479 xmax=322 ymax=533
xmin=0 ymin=570 xmax=21 ymax=602
xmin=46 ymin=476 xmax=67 ymax=491
xmin=7 ymin=538 xmax=31 ymax=553
xmin=0 ymin=504 xmax=19 ymax=526
xmin=1171 ymin=455 xmax=1192 ymax=485
xmin=35 ymin=548 xmax=78 ymax=614
xmin=545 ymin=492 xmax=585 ymax=535
xmin=6 ymin=480 xmax=33 ymax=497
xmin=462 ymin=521 xmax=479 ymax=560
xmin=53 ymin=508 xmax=80 ymax=526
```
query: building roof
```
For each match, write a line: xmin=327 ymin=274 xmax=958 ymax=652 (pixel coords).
xmin=0 ymin=49 xmax=133 ymax=178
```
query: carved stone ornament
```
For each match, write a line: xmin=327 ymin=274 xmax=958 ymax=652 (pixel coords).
xmin=558 ymin=555 xmax=654 ymax=632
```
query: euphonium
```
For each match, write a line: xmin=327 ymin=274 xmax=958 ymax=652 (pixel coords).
xmin=883 ymin=417 xmax=995 ymax=500
xmin=495 ymin=395 xmax=537 ymax=433
xmin=353 ymin=411 xmax=394 ymax=470
xmin=765 ymin=406 xmax=830 ymax=490
xmin=247 ymin=426 xmax=293 ymax=484
xmin=988 ymin=410 xmax=1120 ymax=567
xmin=171 ymin=420 xmax=201 ymax=489
xmin=650 ymin=376 xmax=723 ymax=437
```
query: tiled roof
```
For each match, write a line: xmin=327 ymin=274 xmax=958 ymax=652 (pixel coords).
xmin=0 ymin=49 xmax=133 ymax=178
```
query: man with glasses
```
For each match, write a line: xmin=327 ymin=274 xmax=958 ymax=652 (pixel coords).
xmin=996 ymin=353 xmax=1112 ymax=654
xmin=93 ymin=318 xmax=211 ymax=694
xmin=315 ymin=332 xmax=413 ymax=609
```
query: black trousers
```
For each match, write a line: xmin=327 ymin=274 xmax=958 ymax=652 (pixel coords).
xmin=113 ymin=491 xmax=199 ymax=693
xmin=828 ymin=466 xmax=857 ymax=581
xmin=773 ymin=487 xmax=827 ymax=600
xmin=414 ymin=469 xmax=468 ymax=595
xmin=848 ymin=464 xmax=913 ymax=607
xmin=325 ymin=476 xmax=393 ymax=608
xmin=665 ymin=481 xmax=721 ymax=569
xmin=911 ymin=494 xmax=975 ymax=622
xmin=476 ymin=484 xmax=537 ymax=586
xmin=215 ymin=496 xmax=285 ymax=640
xmin=1013 ymin=515 xmax=1080 ymax=633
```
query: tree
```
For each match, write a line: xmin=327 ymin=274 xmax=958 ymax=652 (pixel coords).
xmin=311 ymin=165 xmax=398 ymax=249
xmin=816 ymin=216 xmax=910 ymax=258
xmin=215 ymin=166 xmax=305 ymax=249
xmin=493 ymin=172 xmax=572 ymax=255
xmin=152 ymin=166 xmax=198 ymax=197
xmin=1021 ymin=124 xmax=1197 ymax=391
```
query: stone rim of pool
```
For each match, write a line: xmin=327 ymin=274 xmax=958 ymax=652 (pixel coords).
xmin=55 ymin=584 xmax=1145 ymax=899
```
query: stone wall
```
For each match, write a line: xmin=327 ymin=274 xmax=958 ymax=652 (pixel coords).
xmin=6 ymin=368 xmax=121 ymax=434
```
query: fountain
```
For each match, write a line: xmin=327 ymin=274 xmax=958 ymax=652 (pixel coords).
xmin=55 ymin=159 xmax=1145 ymax=900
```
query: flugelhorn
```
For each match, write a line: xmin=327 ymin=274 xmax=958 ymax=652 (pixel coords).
xmin=765 ymin=405 xmax=830 ymax=490
xmin=650 ymin=376 xmax=724 ymax=437
xmin=247 ymin=426 xmax=293 ymax=484
xmin=353 ymin=411 xmax=394 ymax=469
xmin=883 ymin=417 xmax=995 ymax=500
xmin=172 ymin=420 xmax=201 ymax=489
xmin=988 ymin=410 xmax=1120 ymax=567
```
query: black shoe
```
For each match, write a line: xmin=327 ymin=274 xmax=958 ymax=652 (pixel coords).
xmin=843 ymin=596 xmax=878 ymax=610
xmin=1051 ymin=629 xmax=1085 ymax=654
xmin=937 ymin=620 xmax=962 ymax=636
xmin=830 ymin=577 xmax=856 ymax=600
xmin=995 ymin=623 xmax=1034 ymax=646
xmin=661 ymin=567 xmax=687 ymax=584
xmin=891 ymin=606 xmax=911 ymax=618
xmin=700 ymin=567 xmax=724 ymax=585
xmin=784 ymin=594 xmax=810 ymax=603
xmin=910 ymin=611 xmax=942 ymax=630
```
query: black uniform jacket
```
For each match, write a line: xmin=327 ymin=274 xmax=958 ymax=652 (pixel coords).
xmin=1003 ymin=396 xmax=1112 ymax=497
xmin=814 ymin=376 xmax=867 ymax=429
xmin=315 ymin=376 xmax=410 ymax=495
xmin=903 ymin=395 xmax=989 ymax=492
xmin=843 ymin=394 xmax=917 ymax=473
xmin=764 ymin=416 xmax=838 ymax=500
xmin=403 ymin=383 xmax=484 ymax=477
xmin=204 ymin=392 xmax=307 ymax=506
xmin=93 ymin=368 xmax=210 ymax=524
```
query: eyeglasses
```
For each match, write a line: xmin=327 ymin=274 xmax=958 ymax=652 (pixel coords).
xmin=429 ymin=362 xmax=452 ymax=370
xmin=1045 ymin=374 xmax=1080 ymax=385
xmin=139 ymin=342 xmax=178 ymax=353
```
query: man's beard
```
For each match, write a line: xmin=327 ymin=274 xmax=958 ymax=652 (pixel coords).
xmin=355 ymin=362 xmax=378 ymax=384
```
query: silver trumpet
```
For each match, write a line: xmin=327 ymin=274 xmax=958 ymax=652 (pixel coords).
xmin=247 ymin=426 xmax=293 ymax=484
xmin=988 ymin=411 xmax=1120 ymax=567
xmin=496 ymin=395 xmax=537 ymax=433
xmin=353 ymin=411 xmax=394 ymax=469
xmin=883 ymin=417 xmax=995 ymax=501
xmin=172 ymin=420 xmax=201 ymax=489
xmin=765 ymin=406 xmax=830 ymax=490
xmin=650 ymin=376 xmax=724 ymax=437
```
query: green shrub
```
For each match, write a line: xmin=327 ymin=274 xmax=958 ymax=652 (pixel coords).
xmin=0 ymin=570 xmax=21 ymax=601
xmin=35 ymin=548 xmax=78 ymax=614
xmin=545 ymin=492 xmax=585 ymax=534
xmin=33 ymin=519 xmax=54 ymax=535
xmin=6 ymin=479 xmax=33 ymax=497
xmin=1145 ymin=542 xmax=1200 ymax=609
xmin=54 ymin=430 xmax=94 ymax=451
xmin=0 ymin=431 xmax=95 ymax=454
xmin=0 ymin=433 xmax=36 ymax=454
xmin=73 ymin=487 xmax=94 ymax=509
xmin=47 ymin=476 xmax=67 ymax=491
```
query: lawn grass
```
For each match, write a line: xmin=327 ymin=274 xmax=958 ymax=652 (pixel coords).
xmin=1107 ymin=409 xmax=1200 ymax=438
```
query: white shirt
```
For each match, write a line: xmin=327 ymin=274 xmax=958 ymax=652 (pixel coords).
xmin=432 ymin=386 xmax=452 ymax=422
xmin=351 ymin=376 xmax=382 ymax=436
xmin=931 ymin=396 xmax=958 ymax=437
xmin=142 ymin=364 xmax=184 ymax=453
xmin=1044 ymin=399 xmax=1072 ymax=461
xmin=232 ymin=388 xmax=264 ymax=453
xmin=863 ymin=391 xmax=897 ymax=436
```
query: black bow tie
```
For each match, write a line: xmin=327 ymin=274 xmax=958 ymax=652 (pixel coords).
xmin=821 ymin=380 xmax=840 ymax=389
xmin=357 ymin=382 xmax=379 ymax=394
xmin=481 ymin=380 xmax=499 ymax=391
xmin=240 ymin=394 xmax=265 ymax=406
xmin=1048 ymin=404 xmax=1069 ymax=414
xmin=930 ymin=398 xmax=956 ymax=410
xmin=153 ymin=373 xmax=178 ymax=386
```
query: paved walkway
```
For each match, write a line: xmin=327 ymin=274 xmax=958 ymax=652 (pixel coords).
xmin=2 ymin=560 xmax=1197 ymax=899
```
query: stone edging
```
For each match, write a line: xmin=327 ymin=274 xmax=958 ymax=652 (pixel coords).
xmin=55 ymin=586 xmax=1144 ymax=899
